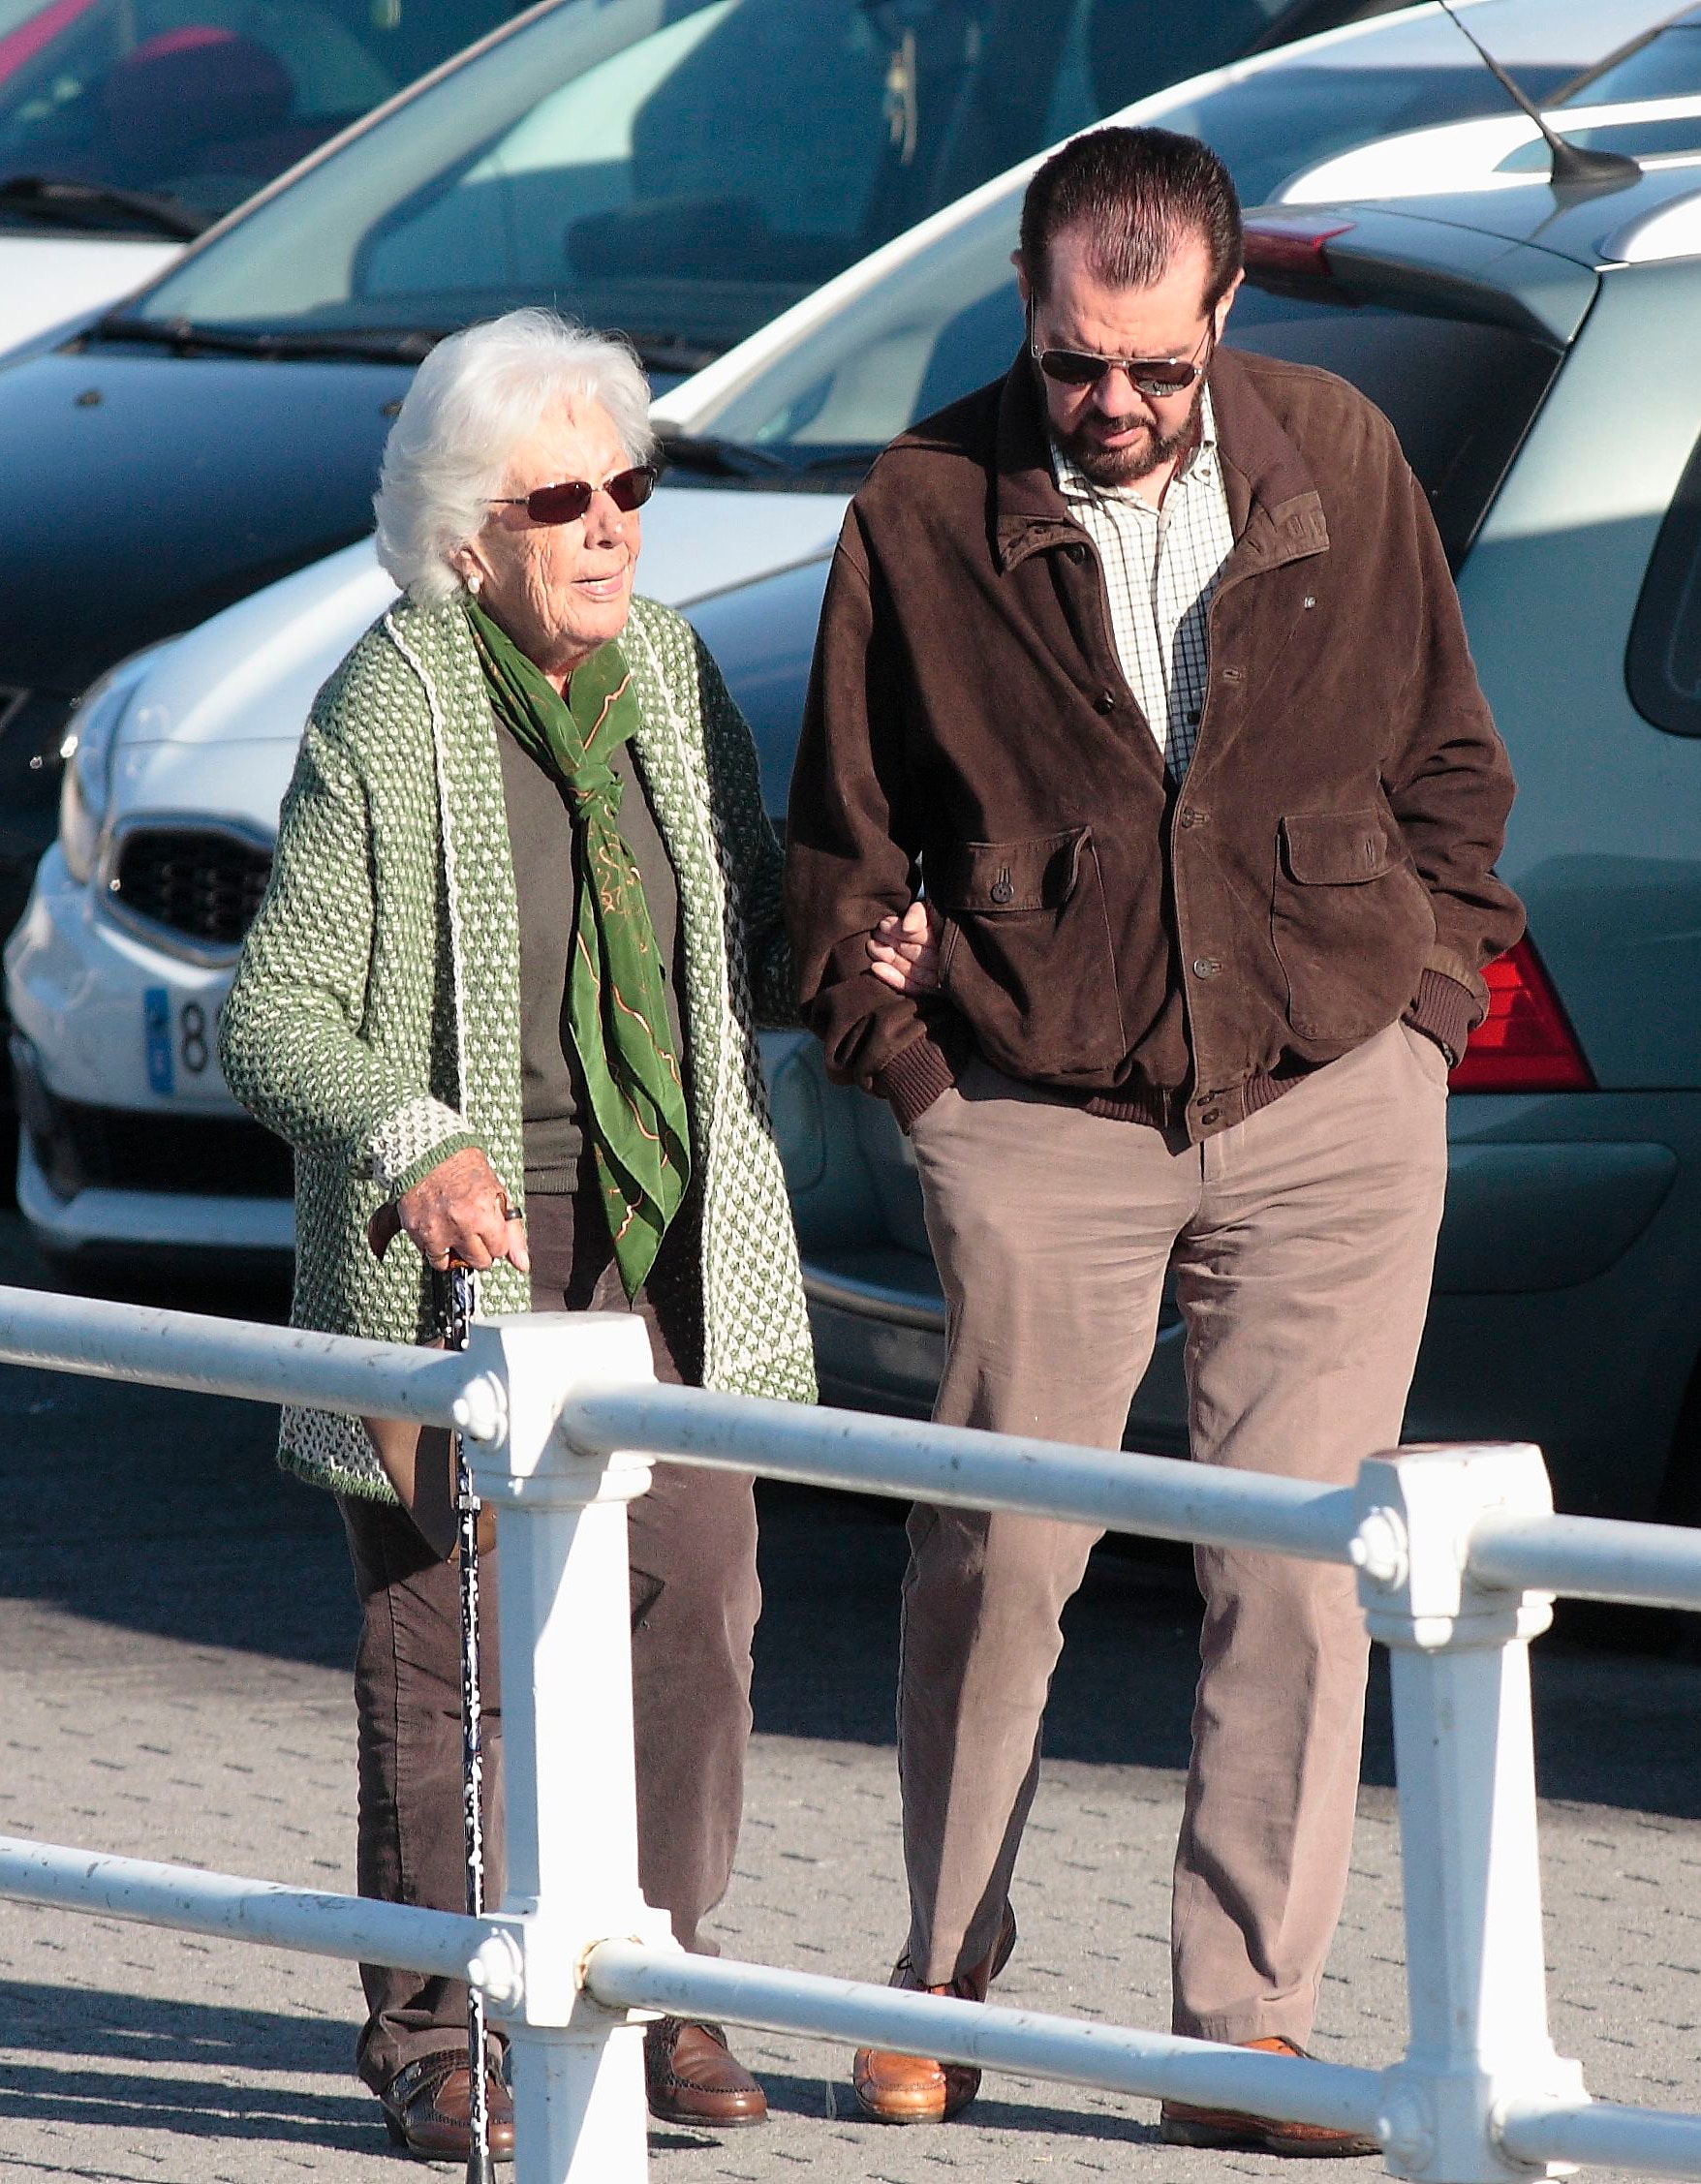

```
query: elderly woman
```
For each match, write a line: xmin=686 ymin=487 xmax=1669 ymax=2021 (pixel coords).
xmin=219 ymin=309 xmax=816 ymax=2161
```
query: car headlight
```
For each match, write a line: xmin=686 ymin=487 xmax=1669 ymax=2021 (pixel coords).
xmin=57 ymin=645 xmax=172 ymax=884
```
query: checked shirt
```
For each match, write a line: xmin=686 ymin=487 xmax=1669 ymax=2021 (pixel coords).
xmin=1051 ymin=388 xmax=1235 ymax=783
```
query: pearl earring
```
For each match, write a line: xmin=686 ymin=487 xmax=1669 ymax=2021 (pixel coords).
xmin=467 ymin=571 xmax=481 ymax=596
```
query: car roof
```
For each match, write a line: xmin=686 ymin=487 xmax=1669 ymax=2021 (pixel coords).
xmin=1279 ymin=90 xmax=1701 ymax=202
xmin=1297 ymin=154 xmax=1701 ymax=270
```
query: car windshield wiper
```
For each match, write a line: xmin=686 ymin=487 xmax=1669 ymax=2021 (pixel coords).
xmin=0 ymin=174 xmax=207 ymax=239
xmin=788 ymin=445 xmax=879 ymax=477
xmin=655 ymin=430 xmax=792 ymax=478
xmin=627 ymin=331 xmax=725 ymax=377
xmin=88 ymin=315 xmax=442 ymax=364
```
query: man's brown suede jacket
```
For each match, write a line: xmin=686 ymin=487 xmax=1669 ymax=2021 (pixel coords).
xmin=785 ymin=345 xmax=1525 ymax=1139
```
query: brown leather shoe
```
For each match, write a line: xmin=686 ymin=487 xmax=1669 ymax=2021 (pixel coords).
xmin=379 ymin=2051 xmax=515 ymax=2163
xmin=851 ymin=1907 xmax=1017 ymax=2124
xmin=1160 ymin=2036 xmax=1380 ymax=2158
xmin=644 ymin=2017 xmax=767 ymax=2128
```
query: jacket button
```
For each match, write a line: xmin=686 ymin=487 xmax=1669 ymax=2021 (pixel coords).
xmin=990 ymin=878 xmax=1014 ymax=905
xmin=1096 ymin=689 xmax=1117 ymax=713
xmin=1191 ymin=957 xmax=1222 ymax=979
xmin=1067 ymin=543 xmax=1088 ymax=563
xmin=1179 ymin=806 xmax=1203 ymax=829
xmin=1200 ymin=1106 xmax=1221 ymax=1125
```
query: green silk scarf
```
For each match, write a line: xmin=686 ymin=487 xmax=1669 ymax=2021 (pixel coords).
xmin=467 ymin=600 xmax=690 ymax=1298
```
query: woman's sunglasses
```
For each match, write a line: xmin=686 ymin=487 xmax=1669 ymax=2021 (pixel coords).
xmin=1029 ymin=314 xmax=1213 ymax=399
xmin=490 ymin=463 xmax=658 ymax=526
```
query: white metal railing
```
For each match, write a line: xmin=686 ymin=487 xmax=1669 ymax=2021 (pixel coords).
xmin=2 ymin=1283 xmax=1701 ymax=2181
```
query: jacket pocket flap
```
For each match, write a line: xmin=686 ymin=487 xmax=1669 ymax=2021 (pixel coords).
xmin=934 ymin=827 xmax=1088 ymax=914
xmin=1281 ymin=810 xmax=1398 ymax=884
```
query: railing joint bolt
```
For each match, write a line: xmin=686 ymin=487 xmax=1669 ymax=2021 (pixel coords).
xmin=1350 ymin=1504 xmax=1409 ymax=1590
xmin=1378 ymin=2085 xmax=1435 ymax=2171
xmin=466 ymin=1930 xmax=525 ymax=2011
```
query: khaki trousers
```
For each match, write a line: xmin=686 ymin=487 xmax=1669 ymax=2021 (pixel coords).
xmin=900 ymin=1021 xmax=1448 ymax=2043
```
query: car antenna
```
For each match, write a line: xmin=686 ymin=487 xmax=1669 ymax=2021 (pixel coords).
xmin=1436 ymin=0 xmax=1641 ymax=191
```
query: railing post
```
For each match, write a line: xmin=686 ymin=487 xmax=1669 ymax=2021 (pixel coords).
xmin=1352 ymin=1444 xmax=1587 ymax=2182
xmin=466 ymin=1311 xmax=680 ymax=2184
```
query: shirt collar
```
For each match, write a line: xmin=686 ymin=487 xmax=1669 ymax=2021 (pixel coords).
xmin=1050 ymin=386 xmax=1219 ymax=508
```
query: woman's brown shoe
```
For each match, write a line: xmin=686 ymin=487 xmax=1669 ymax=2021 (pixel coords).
xmin=644 ymin=2017 xmax=768 ymax=2128
xmin=1160 ymin=2036 xmax=1380 ymax=2158
xmin=850 ymin=1907 xmax=1017 ymax=2124
xmin=379 ymin=2052 xmax=515 ymax=2163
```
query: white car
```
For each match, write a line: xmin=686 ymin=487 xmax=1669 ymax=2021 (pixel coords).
xmin=4 ymin=0 xmax=1682 ymax=1266
xmin=0 ymin=234 xmax=177 ymax=354
xmin=5 ymin=486 xmax=845 ymax=1257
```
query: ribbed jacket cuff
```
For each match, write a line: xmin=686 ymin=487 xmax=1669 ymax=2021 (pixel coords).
xmin=387 ymin=1129 xmax=482 ymax=1202
xmin=875 ymin=1034 xmax=958 ymax=1133
xmin=1405 ymin=970 xmax=1476 ymax=1066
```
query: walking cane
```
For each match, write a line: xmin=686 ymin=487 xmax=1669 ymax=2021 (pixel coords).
xmin=433 ymin=1258 xmax=498 ymax=2184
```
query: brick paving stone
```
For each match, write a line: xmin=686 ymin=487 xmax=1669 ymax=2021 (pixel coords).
xmin=1 ymin=1592 xmax=1699 ymax=2180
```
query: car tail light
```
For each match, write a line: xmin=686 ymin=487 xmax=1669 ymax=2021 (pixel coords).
xmin=1449 ymin=938 xmax=1593 ymax=1092
xmin=1242 ymin=219 xmax=1354 ymax=281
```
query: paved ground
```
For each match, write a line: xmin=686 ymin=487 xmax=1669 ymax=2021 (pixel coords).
xmin=1 ymin=1212 xmax=1700 ymax=2180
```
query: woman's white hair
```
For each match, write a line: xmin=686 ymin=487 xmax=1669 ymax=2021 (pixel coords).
xmin=373 ymin=309 xmax=655 ymax=603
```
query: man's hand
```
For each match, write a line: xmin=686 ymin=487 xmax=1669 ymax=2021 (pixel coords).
xmin=868 ymin=899 xmax=943 ymax=995
xmin=395 ymin=1146 xmax=529 ymax=1275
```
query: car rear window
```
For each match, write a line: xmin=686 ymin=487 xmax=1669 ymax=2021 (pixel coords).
xmin=1224 ymin=278 xmax=1564 ymax=568
xmin=707 ymin=231 xmax=1563 ymax=569
xmin=1627 ymin=427 xmax=1701 ymax=738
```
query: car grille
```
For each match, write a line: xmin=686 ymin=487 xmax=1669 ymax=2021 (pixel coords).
xmin=109 ymin=826 xmax=273 ymax=953
xmin=13 ymin=1045 xmax=293 ymax=1204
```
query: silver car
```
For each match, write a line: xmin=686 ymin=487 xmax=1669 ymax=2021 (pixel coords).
xmin=700 ymin=152 xmax=1701 ymax=1523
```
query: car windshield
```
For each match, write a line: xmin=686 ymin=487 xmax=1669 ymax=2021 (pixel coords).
xmin=0 ymin=0 xmax=532 ymax=232
xmin=1562 ymin=17 xmax=1701 ymax=105
xmin=695 ymin=186 xmax=1562 ymax=567
xmin=122 ymin=0 xmax=1319 ymax=360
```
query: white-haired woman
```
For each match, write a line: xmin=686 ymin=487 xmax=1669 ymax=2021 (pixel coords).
xmin=220 ymin=310 xmax=817 ymax=2159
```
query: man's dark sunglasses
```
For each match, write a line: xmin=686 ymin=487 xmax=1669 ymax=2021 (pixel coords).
xmin=491 ymin=463 xmax=658 ymax=525
xmin=1030 ymin=315 xmax=1212 ymax=399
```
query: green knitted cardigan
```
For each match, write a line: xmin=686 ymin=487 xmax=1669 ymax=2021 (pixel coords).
xmin=219 ymin=591 xmax=817 ymax=1500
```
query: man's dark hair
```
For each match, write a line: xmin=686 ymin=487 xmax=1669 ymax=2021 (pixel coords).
xmin=1019 ymin=126 xmax=1243 ymax=310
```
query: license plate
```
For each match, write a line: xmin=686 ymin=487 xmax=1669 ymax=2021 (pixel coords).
xmin=143 ymin=988 xmax=213 ymax=1096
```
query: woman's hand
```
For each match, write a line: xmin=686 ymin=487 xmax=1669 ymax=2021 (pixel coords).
xmin=868 ymin=899 xmax=943 ymax=996
xmin=396 ymin=1146 xmax=530 ymax=1275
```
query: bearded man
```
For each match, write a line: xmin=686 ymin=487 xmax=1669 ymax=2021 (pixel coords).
xmin=784 ymin=125 xmax=1523 ymax=2154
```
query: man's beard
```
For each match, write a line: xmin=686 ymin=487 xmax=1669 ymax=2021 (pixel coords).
xmin=1057 ymin=380 xmax=1205 ymax=488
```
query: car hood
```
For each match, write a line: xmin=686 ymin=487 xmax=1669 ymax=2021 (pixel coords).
xmin=108 ymin=482 xmax=849 ymax=837
xmin=0 ymin=347 xmax=413 ymax=693
xmin=0 ymin=237 xmax=180 ymax=359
